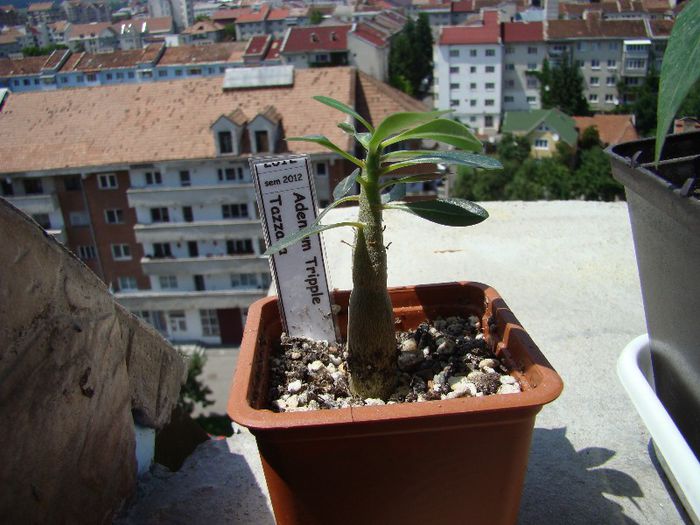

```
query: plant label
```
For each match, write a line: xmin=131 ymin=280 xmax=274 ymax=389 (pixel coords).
xmin=251 ymin=155 xmax=337 ymax=342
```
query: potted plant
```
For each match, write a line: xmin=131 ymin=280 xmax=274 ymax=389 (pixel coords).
xmin=607 ymin=0 xmax=700 ymax=519
xmin=228 ymin=97 xmax=563 ymax=524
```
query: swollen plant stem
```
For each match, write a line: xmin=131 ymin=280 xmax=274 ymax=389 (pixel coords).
xmin=347 ymin=152 xmax=397 ymax=399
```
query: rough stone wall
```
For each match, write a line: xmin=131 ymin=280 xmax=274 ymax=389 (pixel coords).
xmin=0 ymin=198 xmax=185 ymax=524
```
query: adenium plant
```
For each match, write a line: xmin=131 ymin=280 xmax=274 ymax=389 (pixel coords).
xmin=265 ymin=96 xmax=502 ymax=399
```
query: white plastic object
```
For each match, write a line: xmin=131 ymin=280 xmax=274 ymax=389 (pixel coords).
xmin=617 ymin=334 xmax=700 ymax=524
xmin=134 ymin=423 xmax=155 ymax=476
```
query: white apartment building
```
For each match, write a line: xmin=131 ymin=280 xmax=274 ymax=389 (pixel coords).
xmin=148 ymin=0 xmax=193 ymax=32
xmin=434 ymin=11 xmax=503 ymax=137
xmin=502 ymin=21 xmax=545 ymax=111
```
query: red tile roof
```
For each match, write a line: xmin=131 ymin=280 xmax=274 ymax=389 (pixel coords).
xmin=502 ymin=21 xmax=543 ymax=43
xmin=59 ymin=45 xmax=164 ymax=71
xmin=281 ymin=25 xmax=350 ymax=54
xmin=351 ymin=23 xmax=390 ymax=47
xmin=182 ymin=19 xmax=224 ymax=35
xmin=648 ymin=19 xmax=674 ymax=38
xmin=451 ymin=0 xmax=475 ymax=13
xmin=0 ymin=55 xmax=48 ymax=76
xmin=27 ymin=2 xmax=54 ymax=12
xmin=235 ymin=4 xmax=270 ymax=23
xmin=69 ymin=22 xmax=114 ymax=39
xmin=439 ymin=11 xmax=500 ymax=45
xmin=267 ymin=7 xmax=289 ymax=21
xmin=546 ymin=17 xmax=647 ymax=39
xmin=244 ymin=35 xmax=270 ymax=57
xmin=158 ymin=42 xmax=247 ymax=65
xmin=265 ymin=39 xmax=281 ymax=61
xmin=573 ymin=114 xmax=639 ymax=146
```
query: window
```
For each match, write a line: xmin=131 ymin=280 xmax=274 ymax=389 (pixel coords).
xmin=150 ymin=207 xmax=170 ymax=223
xmin=194 ymin=274 xmax=205 ymax=291
xmin=450 ymin=99 xmax=459 ymax=107
xmin=116 ymin=72 xmax=124 ymax=79
xmin=527 ymin=46 xmax=538 ymax=55
xmin=106 ymin=73 xmax=112 ymax=80
xmin=111 ymin=244 xmax=132 ymax=260
xmin=69 ymin=211 xmax=90 ymax=226
xmin=64 ymin=176 xmax=81 ymax=191
xmin=23 ymin=179 xmax=44 ymax=194
xmin=505 ymin=46 xmax=514 ymax=54
xmin=470 ymin=99 xmax=477 ymax=107
xmin=97 ymin=173 xmax=117 ymax=189
xmin=1 ymin=180 xmax=13 ymax=196
xmin=183 ymin=206 xmax=193 ymax=222
xmin=175 ymin=69 xmax=182 ymax=76
xmin=188 ymin=68 xmax=202 ymax=76
xmin=152 ymin=243 xmax=172 ymax=258
xmin=128 ymin=72 xmax=135 ymax=79
xmin=609 ymin=42 xmax=619 ymax=50
xmin=231 ymin=273 xmax=258 ymax=288
xmin=450 ymin=82 xmax=460 ymax=89
xmin=218 ymin=131 xmax=233 ymax=154
xmin=105 ymin=209 xmax=124 ymax=224
xmin=159 ymin=275 xmax=178 ymax=289
xmin=484 ymin=99 xmax=494 ymax=106
xmin=485 ymin=82 xmax=495 ymax=91
xmin=218 ymin=167 xmax=243 ymax=181
xmin=589 ymin=94 xmax=599 ymax=102
xmin=485 ymin=66 xmax=495 ymax=73
xmin=469 ymin=116 xmax=477 ymax=123
xmin=200 ymin=309 xmax=220 ymax=337
xmin=627 ymin=44 xmax=647 ymax=52
xmin=449 ymin=49 xmax=459 ymax=57
xmin=504 ymin=96 xmax=514 ymax=103
xmin=158 ymin=70 xmax=168 ymax=77
xmin=226 ymin=239 xmax=254 ymax=254
xmin=527 ymin=77 xmax=538 ymax=88
xmin=470 ymin=66 xmax=476 ymax=73
xmin=168 ymin=311 xmax=187 ymax=333
xmin=534 ymin=139 xmax=548 ymax=149
xmin=626 ymin=59 xmax=645 ymax=69
xmin=77 ymin=75 xmax=84 ymax=82
xmin=576 ymin=42 xmax=586 ymax=52
xmin=179 ymin=170 xmax=191 ymax=187
xmin=470 ymin=82 xmax=477 ymax=89
xmin=607 ymin=59 xmax=617 ymax=69
xmin=625 ymin=77 xmax=640 ymax=86
xmin=527 ymin=63 xmax=537 ymax=71
xmin=118 ymin=276 xmax=138 ymax=290
xmin=32 ymin=213 xmax=51 ymax=229
xmin=590 ymin=76 xmax=599 ymax=86
xmin=527 ymin=96 xmax=537 ymax=104
xmin=61 ymin=77 xmax=68 ymax=83
xmin=605 ymin=94 xmax=615 ymax=103
xmin=255 ymin=130 xmax=270 ymax=152
xmin=23 ymin=78 xmax=30 ymax=86
xmin=591 ymin=59 xmax=600 ymax=69
xmin=145 ymin=171 xmax=162 ymax=185
xmin=188 ymin=241 xmax=198 ymax=257
xmin=315 ymin=163 xmax=327 ymax=176
xmin=484 ymin=115 xmax=494 ymax=128
xmin=507 ymin=79 xmax=515 ymax=88
xmin=485 ymin=49 xmax=495 ymax=57
xmin=222 ymin=203 xmax=248 ymax=219
xmin=607 ymin=76 xmax=616 ymax=86
xmin=470 ymin=49 xmax=477 ymax=57
xmin=449 ymin=66 xmax=459 ymax=74
xmin=505 ymin=63 xmax=515 ymax=71
xmin=77 ymin=245 xmax=96 ymax=260
xmin=86 ymin=73 xmax=97 ymax=82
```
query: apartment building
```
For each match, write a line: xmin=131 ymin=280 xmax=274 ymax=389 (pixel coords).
xmin=347 ymin=10 xmax=406 ymax=82
xmin=0 ymin=67 xmax=423 ymax=344
xmin=279 ymin=25 xmax=351 ymax=69
xmin=148 ymin=0 xmax=193 ymax=32
xmin=501 ymin=21 xmax=545 ymax=111
xmin=62 ymin=0 xmax=111 ymax=24
xmin=434 ymin=10 xmax=503 ymax=136
xmin=27 ymin=2 xmax=61 ymax=26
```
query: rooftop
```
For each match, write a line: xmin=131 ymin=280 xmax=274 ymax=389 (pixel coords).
xmin=182 ymin=20 xmax=224 ymax=35
xmin=158 ymin=41 xmax=247 ymax=65
xmin=546 ymin=16 xmax=648 ymax=40
xmin=502 ymin=21 xmax=544 ymax=43
xmin=573 ymin=114 xmax=639 ymax=145
xmin=502 ymin=108 xmax=578 ymax=146
xmin=439 ymin=11 xmax=501 ymax=45
xmin=27 ymin=1 xmax=54 ymax=11
xmin=280 ymin=25 xmax=350 ymax=54
xmin=116 ymin=201 xmax=689 ymax=524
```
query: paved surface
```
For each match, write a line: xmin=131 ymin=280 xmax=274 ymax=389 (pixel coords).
xmin=121 ymin=201 xmax=692 ymax=524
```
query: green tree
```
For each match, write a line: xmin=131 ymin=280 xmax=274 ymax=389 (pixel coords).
xmin=22 ymin=44 xmax=67 ymax=56
xmin=309 ymin=8 xmax=323 ymax=25
xmin=389 ymin=16 xmax=433 ymax=97
xmin=631 ymin=69 xmax=660 ymax=137
xmin=505 ymin=158 xmax=573 ymax=200
xmin=579 ymin=126 xmax=601 ymax=150
xmin=532 ymin=55 xmax=590 ymax=116
xmin=178 ymin=351 xmax=214 ymax=416
xmin=572 ymin=146 xmax=624 ymax=201
xmin=195 ymin=14 xmax=210 ymax=22
xmin=223 ymin=23 xmax=236 ymax=41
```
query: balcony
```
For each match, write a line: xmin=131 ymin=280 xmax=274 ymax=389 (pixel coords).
xmin=140 ymin=254 xmax=269 ymax=275
xmin=127 ymin=183 xmax=256 ymax=208
xmin=113 ymin=288 xmax=266 ymax=310
xmin=6 ymin=193 xmax=59 ymax=215
xmin=133 ymin=219 xmax=262 ymax=243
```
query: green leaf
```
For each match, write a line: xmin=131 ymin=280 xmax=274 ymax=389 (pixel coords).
xmin=355 ymin=132 xmax=371 ymax=150
xmin=379 ymin=173 xmax=440 ymax=189
xmin=313 ymin=95 xmax=374 ymax=133
xmin=382 ymin=150 xmax=502 ymax=173
xmin=381 ymin=119 xmax=483 ymax=152
xmin=264 ymin=221 xmax=362 ymax=255
xmin=286 ymin=135 xmax=363 ymax=168
xmin=655 ymin=0 xmax=700 ymax=162
xmin=386 ymin=198 xmax=488 ymax=226
xmin=380 ymin=183 xmax=406 ymax=204
xmin=333 ymin=168 xmax=361 ymax=200
xmin=337 ymin=122 xmax=356 ymax=134
xmin=369 ymin=110 xmax=452 ymax=152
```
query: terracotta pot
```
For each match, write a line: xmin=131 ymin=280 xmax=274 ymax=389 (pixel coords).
xmin=228 ymin=281 xmax=563 ymax=525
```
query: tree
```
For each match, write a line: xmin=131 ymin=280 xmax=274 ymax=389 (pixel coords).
xmin=389 ymin=15 xmax=433 ymax=97
xmin=579 ymin=126 xmax=601 ymax=150
xmin=505 ymin=158 xmax=573 ymax=200
xmin=177 ymin=350 xmax=214 ymax=415
xmin=22 ymin=43 xmax=67 ymax=57
xmin=223 ymin=23 xmax=236 ymax=41
xmin=532 ymin=55 xmax=590 ymax=116
xmin=195 ymin=14 xmax=210 ymax=22
xmin=631 ymin=69 xmax=660 ymax=137
xmin=309 ymin=8 xmax=323 ymax=25
xmin=572 ymin=146 xmax=624 ymax=201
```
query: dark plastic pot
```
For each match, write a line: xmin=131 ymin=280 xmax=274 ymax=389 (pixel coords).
xmin=606 ymin=131 xmax=700 ymax=461
xmin=228 ymin=281 xmax=563 ymax=525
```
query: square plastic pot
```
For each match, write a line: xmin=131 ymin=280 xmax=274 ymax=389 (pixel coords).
xmin=606 ymin=131 xmax=700 ymax=461
xmin=228 ymin=281 xmax=563 ymax=525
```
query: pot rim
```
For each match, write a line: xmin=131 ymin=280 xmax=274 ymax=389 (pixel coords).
xmin=228 ymin=281 xmax=564 ymax=431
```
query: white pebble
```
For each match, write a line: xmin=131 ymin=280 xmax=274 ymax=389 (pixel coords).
xmin=448 ymin=375 xmax=467 ymax=389
xmin=401 ymin=339 xmax=418 ymax=353
xmin=498 ymin=383 xmax=521 ymax=395
xmin=500 ymin=375 xmax=517 ymax=385
xmin=307 ymin=360 xmax=325 ymax=374
xmin=364 ymin=398 xmax=385 ymax=406
xmin=329 ymin=355 xmax=342 ymax=367
xmin=288 ymin=380 xmax=303 ymax=394
xmin=273 ymin=399 xmax=287 ymax=410
xmin=479 ymin=358 xmax=500 ymax=370
xmin=286 ymin=394 xmax=299 ymax=408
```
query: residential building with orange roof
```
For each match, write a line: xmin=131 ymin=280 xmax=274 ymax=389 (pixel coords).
xmin=279 ymin=24 xmax=350 ymax=68
xmin=573 ymin=114 xmax=639 ymax=145
xmin=181 ymin=19 xmax=225 ymax=45
xmin=501 ymin=21 xmax=545 ymax=111
xmin=63 ymin=0 xmax=111 ymax=24
xmin=0 ymin=4 xmax=20 ymax=26
xmin=27 ymin=1 xmax=60 ymax=26
xmin=112 ymin=16 xmax=174 ymax=49
xmin=147 ymin=0 xmax=194 ymax=32
xmin=347 ymin=10 xmax=406 ymax=82
xmin=67 ymin=21 xmax=117 ymax=53
xmin=0 ymin=66 xmax=427 ymax=345
xmin=435 ymin=10 xmax=503 ymax=136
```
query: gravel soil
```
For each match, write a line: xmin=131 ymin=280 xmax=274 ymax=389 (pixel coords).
xmin=268 ymin=315 xmax=522 ymax=412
